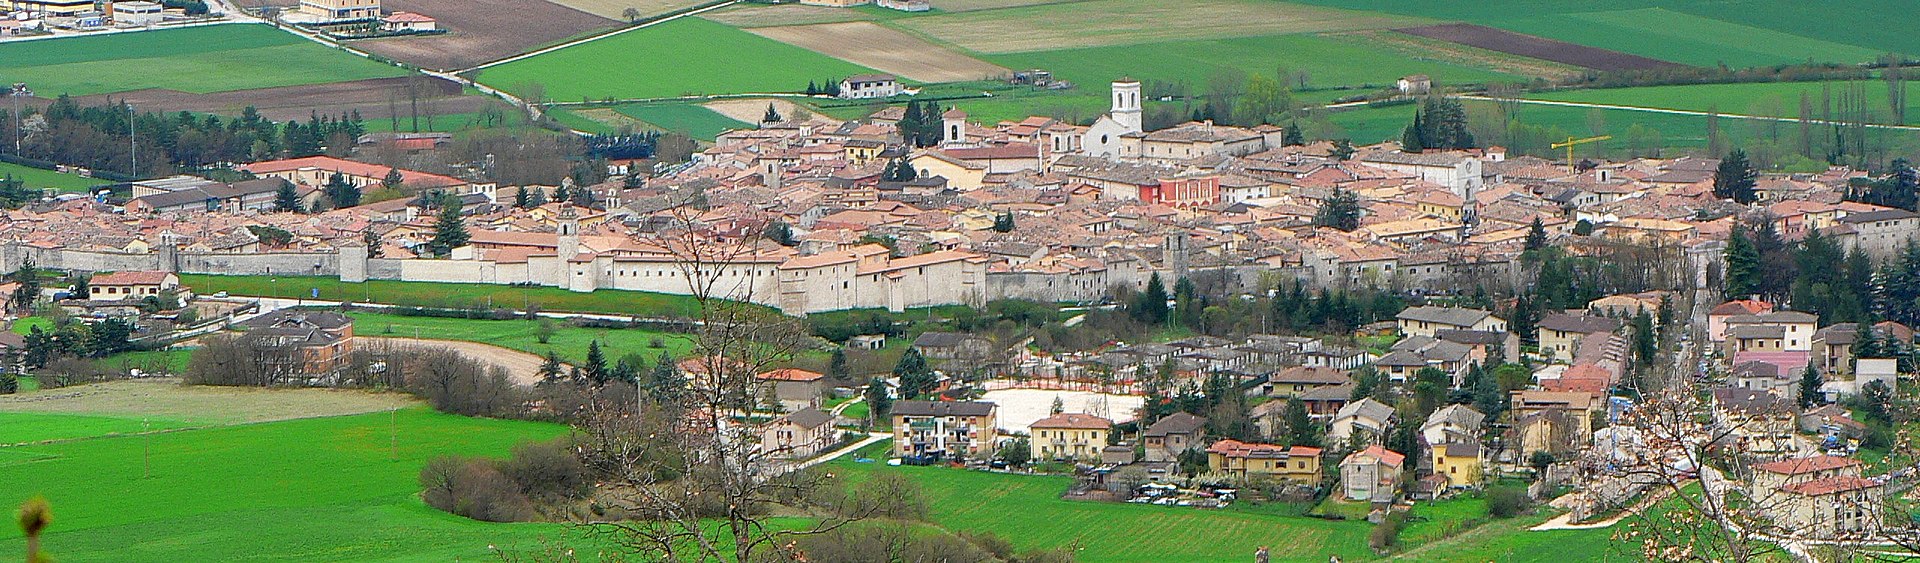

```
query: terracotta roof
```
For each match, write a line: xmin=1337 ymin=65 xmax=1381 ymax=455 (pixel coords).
xmin=90 ymin=271 xmax=171 ymax=286
xmin=1206 ymin=438 xmax=1321 ymax=459
xmin=1030 ymin=413 xmax=1113 ymax=430
xmin=758 ymin=368 xmax=824 ymax=382
xmin=1781 ymin=476 xmax=1879 ymax=496
xmin=1754 ymin=455 xmax=1862 ymax=476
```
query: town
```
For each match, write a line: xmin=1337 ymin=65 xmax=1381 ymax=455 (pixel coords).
xmin=2 ymin=0 xmax=1919 ymax=561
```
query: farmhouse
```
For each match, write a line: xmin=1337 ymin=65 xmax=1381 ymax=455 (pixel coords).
xmin=88 ymin=271 xmax=181 ymax=302
xmin=839 ymin=74 xmax=901 ymax=99
xmin=380 ymin=11 xmax=436 ymax=32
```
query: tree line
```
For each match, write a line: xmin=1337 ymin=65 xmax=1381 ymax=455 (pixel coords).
xmin=3 ymin=96 xmax=364 ymax=179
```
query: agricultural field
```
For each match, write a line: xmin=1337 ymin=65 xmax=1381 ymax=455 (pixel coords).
xmin=475 ymin=18 xmax=880 ymax=102
xmin=546 ymin=0 xmax=702 ymax=20
xmin=174 ymin=274 xmax=714 ymax=318
xmin=0 ymin=412 xmax=190 ymax=445
xmin=0 ymin=379 xmax=417 ymax=426
xmin=0 ymin=162 xmax=110 ymax=193
xmin=1394 ymin=24 xmax=1680 ymax=72
xmin=889 ymin=0 xmax=1431 ymax=54
xmin=2 ymin=24 xmax=405 ymax=98
xmin=346 ymin=310 xmax=696 ymax=365
xmin=614 ymin=103 xmax=753 ymax=139
xmin=355 ymin=0 xmax=619 ymax=71
xmin=0 ymin=404 xmax=578 ymax=562
xmin=1493 ymin=8 xmax=1884 ymax=69
xmin=69 ymin=76 xmax=500 ymax=126
xmin=1524 ymin=81 xmax=1920 ymax=125
xmin=749 ymin=22 xmax=1008 ymax=83
xmin=699 ymin=3 xmax=906 ymax=28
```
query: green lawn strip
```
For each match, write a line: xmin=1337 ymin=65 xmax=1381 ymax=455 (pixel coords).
xmin=347 ymin=310 xmax=695 ymax=364
xmin=0 ymin=407 xmax=577 ymax=562
xmin=10 ymin=316 xmax=52 ymax=335
xmin=0 ymin=162 xmax=111 ymax=193
xmin=614 ymin=103 xmax=752 ymax=139
xmin=0 ymin=411 xmax=192 ymax=445
xmin=478 ymin=18 xmax=881 ymax=102
xmin=175 ymin=274 xmax=716 ymax=318
xmin=0 ymin=24 xmax=406 ymax=96
xmin=1398 ymin=496 xmax=1491 ymax=548
xmin=830 ymin=448 xmax=1376 ymax=562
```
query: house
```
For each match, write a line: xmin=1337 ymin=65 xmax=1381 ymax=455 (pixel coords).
xmin=1140 ymin=412 xmax=1207 ymax=462
xmin=1029 ymin=413 xmax=1111 ymax=461
xmin=1259 ymin=366 xmax=1350 ymax=398
xmin=1588 ymin=291 xmax=1667 ymax=317
xmin=1833 ymin=208 xmax=1920 ymax=260
xmin=1536 ymin=314 xmax=1622 ymax=363
xmin=235 ymin=310 xmax=356 ymax=378
xmin=911 ymin=331 xmax=995 ymax=361
xmin=1395 ymin=75 xmax=1432 ymax=95
xmin=124 ymin=177 xmax=305 ymax=215
xmin=1340 ymin=445 xmax=1406 ymax=502
xmin=1723 ymin=311 xmax=1819 ymax=352
xmin=295 ymin=0 xmax=379 ymax=22
xmin=760 ymin=407 xmax=837 ymax=460
xmin=112 ymin=1 xmax=164 ymax=25
xmin=1429 ymin=441 xmax=1482 ymax=489
xmin=88 ymin=271 xmax=180 ymax=302
xmin=839 ymin=74 xmax=901 ymax=99
xmin=1206 ymin=439 xmax=1323 ymax=485
xmin=1811 ymin=323 xmax=1859 ymax=376
xmin=1396 ymin=306 xmax=1506 ymax=338
xmin=380 ymin=11 xmax=436 ymax=32
xmin=1709 ymin=387 xmax=1798 ymax=457
xmin=1708 ymin=300 xmax=1775 ymax=343
xmin=1729 ymin=361 xmax=1797 ymax=403
xmin=1327 ymin=397 xmax=1394 ymax=447
xmin=1298 ymin=383 xmax=1354 ymax=418
xmin=1797 ymin=405 xmax=1867 ymax=441
xmin=757 ymin=368 xmax=827 ymax=413
xmin=1420 ymin=404 xmax=1484 ymax=447
xmin=1752 ymin=455 xmax=1881 ymax=539
xmin=1509 ymin=390 xmax=1596 ymax=456
xmin=891 ymin=400 xmax=998 ymax=459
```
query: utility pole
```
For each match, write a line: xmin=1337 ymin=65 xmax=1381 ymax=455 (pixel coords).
xmin=390 ymin=407 xmax=398 ymax=461
xmin=143 ymin=417 xmax=151 ymax=479
xmin=8 ymin=83 xmax=27 ymax=155
xmin=127 ymin=102 xmax=137 ymax=178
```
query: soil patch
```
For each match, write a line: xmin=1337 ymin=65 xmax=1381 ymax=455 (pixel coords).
xmin=68 ymin=76 xmax=498 ymax=122
xmin=1395 ymin=23 xmax=1685 ymax=72
xmin=750 ymin=21 xmax=1008 ymax=83
xmin=353 ymin=0 xmax=619 ymax=71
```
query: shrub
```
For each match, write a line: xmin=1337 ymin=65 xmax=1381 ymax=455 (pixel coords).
xmin=497 ymin=438 xmax=590 ymax=502
xmin=419 ymin=455 xmax=535 ymax=523
xmin=1488 ymin=485 xmax=1532 ymax=518
xmin=1369 ymin=510 xmax=1407 ymax=551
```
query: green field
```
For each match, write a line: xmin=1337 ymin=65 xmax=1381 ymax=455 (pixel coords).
xmin=476 ymin=18 xmax=881 ymax=102
xmin=615 ymin=103 xmax=753 ymax=139
xmin=1527 ymin=81 xmax=1920 ymax=124
xmin=0 ymin=24 xmax=408 ymax=96
xmin=0 ymin=407 xmax=580 ymax=562
xmin=0 ymin=412 xmax=190 ymax=445
xmin=176 ymin=274 xmax=712 ymax=318
xmin=1496 ymin=8 xmax=1883 ymax=68
xmin=0 ymin=162 xmax=111 ymax=193
xmin=348 ymin=310 xmax=695 ymax=364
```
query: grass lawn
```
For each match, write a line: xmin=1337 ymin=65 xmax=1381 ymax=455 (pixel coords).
xmin=0 ymin=24 xmax=407 ymax=96
xmin=0 ymin=411 xmax=191 ymax=445
xmin=176 ymin=274 xmax=714 ymax=318
xmin=1398 ymin=496 xmax=1490 ymax=548
xmin=614 ymin=103 xmax=753 ymax=139
xmin=890 ymin=0 xmax=1428 ymax=54
xmin=347 ymin=310 xmax=695 ymax=364
xmin=0 ymin=406 xmax=583 ymax=562
xmin=10 ymin=316 xmax=52 ymax=335
xmin=0 ymin=162 xmax=111 ymax=193
xmin=1390 ymin=508 xmax=1622 ymax=561
xmin=99 ymin=349 xmax=196 ymax=375
xmin=476 ymin=18 xmax=880 ymax=102
xmin=831 ymin=448 xmax=1377 ymax=562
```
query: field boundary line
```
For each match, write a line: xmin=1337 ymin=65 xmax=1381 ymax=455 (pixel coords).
xmin=461 ymin=0 xmax=742 ymax=73
xmin=1456 ymin=95 xmax=1920 ymax=131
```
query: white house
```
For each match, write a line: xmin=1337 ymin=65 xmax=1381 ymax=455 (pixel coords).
xmin=838 ymin=74 xmax=901 ymax=99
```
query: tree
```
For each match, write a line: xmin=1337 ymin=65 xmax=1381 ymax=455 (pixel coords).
xmin=514 ymin=186 xmax=532 ymax=208
xmin=1724 ymin=227 xmax=1759 ymax=298
xmin=620 ymin=6 xmax=640 ymax=22
xmin=1527 ymin=451 xmax=1555 ymax=479
xmin=894 ymin=349 xmax=935 ymax=399
xmin=1331 ymin=139 xmax=1355 ymax=161
xmin=8 ymin=257 xmax=37 ymax=311
xmin=882 ymin=157 xmax=917 ymax=182
xmin=1631 ymin=310 xmax=1657 ymax=370
xmin=1049 ymin=395 xmax=1065 ymax=415
xmin=992 ymin=212 xmax=1014 ymax=233
xmin=535 ymin=351 xmax=564 ymax=386
xmin=997 ymin=437 xmax=1032 ymax=467
xmin=1312 ymin=188 xmax=1362 ymax=231
xmin=1404 ymin=97 xmax=1475 ymax=150
xmin=648 ymin=351 xmax=683 ymax=403
xmin=1714 ymin=149 xmax=1758 ymax=204
xmin=864 ymin=377 xmax=892 ymax=425
xmin=761 ymin=103 xmax=782 ymax=124
xmin=18 ymin=496 xmax=50 ymax=563
xmin=274 ymin=181 xmax=303 ymax=213
xmin=381 ymin=168 xmax=403 ymax=190
xmin=1283 ymin=396 xmax=1317 ymax=447
xmin=1525 ymin=217 xmax=1548 ymax=251
xmin=1281 ymin=122 xmax=1305 ymax=146
xmin=763 ymin=221 xmax=796 ymax=246
xmin=828 ymin=348 xmax=850 ymax=382
xmin=1132 ymin=273 xmax=1169 ymax=325
xmin=426 ymin=194 xmax=469 ymax=257
xmin=584 ymin=340 xmax=609 ymax=385
xmin=327 ymin=172 xmax=362 ymax=208
xmin=1797 ymin=364 xmax=1823 ymax=408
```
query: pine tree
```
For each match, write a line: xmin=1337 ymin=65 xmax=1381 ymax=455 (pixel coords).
xmin=514 ymin=186 xmax=531 ymax=208
xmin=1724 ymin=227 xmax=1760 ymax=298
xmin=650 ymin=352 xmax=683 ymax=404
xmin=585 ymin=340 xmax=608 ymax=385
xmin=8 ymin=257 xmax=38 ymax=311
xmin=992 ymin=212 xmax=1014 ymax=233
xmin=828 ymin=348 xmax=850 ymax=381
xmin=1331 ymin=139 xmax=1355 ymax=161
xmin=1312 ymin=188 xmax=1362 ymax=231
xmin=1282 ymin=122 xmax=1305 ymax=146
xmin=762 ymin=103 xmax=782 ymax=123
xmin=427 ymin=194 xmax=469 ymax=257
xmin=864 ymin=377 xmax=892 ymax=424
xmin=1401 ymin=110 xmax=1426 ymax=152
xmin=893 ymin=349 xmax=934 ymax=399
xmin=536 ymin=351 xmax=564 ymax=386
xmin=381 ymin=168 xmax=404 ymax=190
xmin=1715 ymin=149 xmax=1759 ymax=204
xmin=1631 ymin=310 xmax=1657 ymax=369
xmin=1133 ymin=273 xmax=1169 ymax=325
xmin=326 ymin=172 xmax=361 ymax=208
xmin=1284 ymin=396 xmax=1316 ymax=447
xmin=274 ymin=181 xmax=303 ymax=213
xmin=1797 ymin=364 xmax=1823 ymax=408
xmin=1524 ymin=217 xmax=1548 ymax=250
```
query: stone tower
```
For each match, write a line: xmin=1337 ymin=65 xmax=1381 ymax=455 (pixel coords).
xmin=1111 ymin=79 xmax=1142 ymax=133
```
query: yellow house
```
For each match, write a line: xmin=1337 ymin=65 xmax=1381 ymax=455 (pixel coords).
xmin=1029 ymin=413 xmax=1112 ymax=460
xmin=1430 ymin=442 xmax=1482 ymax=487
xmin=1414 ymin=190 xmax=1466 ymax=222
xmin=1205 ymin=439 xmax=1324 ymax=485
xmin=908 ymin=152 xmax=987 ymax=190
xmin=845 ymin=140 xmax=885 ymax=165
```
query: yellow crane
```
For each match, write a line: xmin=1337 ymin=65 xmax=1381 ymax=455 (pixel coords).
xmin=1550 ymin=135 xmax=1612 ymax=174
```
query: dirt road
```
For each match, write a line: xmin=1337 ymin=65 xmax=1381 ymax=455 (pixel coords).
xmin=362 ymin=337 xmax=554 ymax=386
